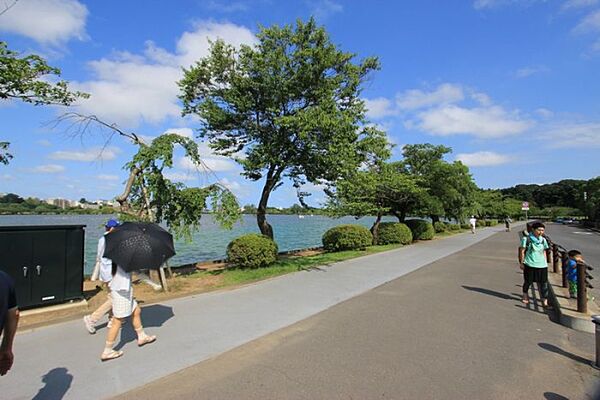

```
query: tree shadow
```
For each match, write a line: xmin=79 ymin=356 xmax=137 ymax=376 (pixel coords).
xmin=115 ymin=304 xmax=174 ymax=350
xmin=543 ymin=393 xmax=569 ymax=400
xmin=32 ymin=367 xmax=73 ymax=400
xmin=462 ymin=285 xmax=521 ymax=301
xmin=538 ymin=343 xmax=592 ymax=366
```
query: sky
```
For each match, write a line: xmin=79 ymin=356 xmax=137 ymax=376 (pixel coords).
xmin=1 ymin=0 xmax=599 ymax=207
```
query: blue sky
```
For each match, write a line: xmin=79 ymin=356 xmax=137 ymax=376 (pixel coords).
xmin=1 ymin=0 xmax=599 ymax=207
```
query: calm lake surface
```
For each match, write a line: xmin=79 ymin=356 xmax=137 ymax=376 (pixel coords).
xmin=0 ymin=214 xmax=395 ymax=274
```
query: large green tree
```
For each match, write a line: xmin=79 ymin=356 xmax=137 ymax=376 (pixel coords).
xmin=0 ymin=41 xmax=87 ymax=163
xmin=326 ymin=162 xmax=423 ymax=244
xmin=179 ymin=18 xmax=389 ymax=238
xmin=401 ymin=144 xmax=477 ymax=222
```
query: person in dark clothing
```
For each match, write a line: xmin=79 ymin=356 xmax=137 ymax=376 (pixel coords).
xmin=0 ymin=270 xmax=19 ymax=376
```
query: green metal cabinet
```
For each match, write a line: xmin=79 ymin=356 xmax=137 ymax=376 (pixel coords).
xmin=0 ymin=225 xmax=85 ymax=309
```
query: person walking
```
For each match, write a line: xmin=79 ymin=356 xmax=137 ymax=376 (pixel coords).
xmin=518 ymin=221 xmax=551 ymax=307
xmin=0 ymin=270 xmax=19 ymax=376
xmin=84 ymin=219 xmax=119 ymax=334
xmin=504 ymin=216 xmax=512 ymax=232
xmin=469 ymin=216 xmax=477 ymax=234
xmin=101 ymin=262 xmax=156 ymax=361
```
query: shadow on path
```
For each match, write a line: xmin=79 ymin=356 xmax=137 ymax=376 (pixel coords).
xmin=115 ymin=304 xmax=174 ymax=350
xmin=543 ymin=393 xmax=569 ymax=400
xmin=538 ymin=343 xmax=592 ymax=366
xmin=32 ymin=367 xmax=73 ymax=400
xmin=462 ymin=285 xmax=520 ymax=301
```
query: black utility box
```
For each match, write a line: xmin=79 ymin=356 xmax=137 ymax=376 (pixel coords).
xmin=0 ymin=225 xmax=85 ymax=309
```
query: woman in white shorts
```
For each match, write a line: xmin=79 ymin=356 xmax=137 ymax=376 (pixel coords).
xmin=101 ymin=262 xmax=156 ymax=361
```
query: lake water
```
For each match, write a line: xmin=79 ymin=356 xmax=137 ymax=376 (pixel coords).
xmin=0 ymin=214 xmax=395 ymax=274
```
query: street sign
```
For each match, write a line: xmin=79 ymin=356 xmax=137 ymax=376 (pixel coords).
xmin=521 ymin=201 xmax=529 ymax=211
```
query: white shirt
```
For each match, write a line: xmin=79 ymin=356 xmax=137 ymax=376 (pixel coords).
xmin=109 ymin=265 xmax=132 ymax=292
xmin=469 ymin=218 xmax=477 ymax=227
xmin=91 ymin=233 xmax=113 ymax=283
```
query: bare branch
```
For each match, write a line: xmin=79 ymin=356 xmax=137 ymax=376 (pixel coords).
xmin=0 ymin=0 xmax=19 ymax=17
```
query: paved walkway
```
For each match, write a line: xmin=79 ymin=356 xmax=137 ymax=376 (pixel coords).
xmin=3 ymin=226 xmax=599 ymax=399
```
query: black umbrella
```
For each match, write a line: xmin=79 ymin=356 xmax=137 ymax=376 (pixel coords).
xmin=103 ymin=222 xmax=176 ymax=272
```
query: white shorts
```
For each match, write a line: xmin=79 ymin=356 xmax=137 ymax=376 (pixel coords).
xmin=111 ymin=289 xmax=138 ymax=318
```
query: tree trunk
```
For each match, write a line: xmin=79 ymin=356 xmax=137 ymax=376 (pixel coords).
xmin=430 ymin=215 xmax=440 ymax=223
xmin=370 ymin=212 xmax=382 ymax=245
xmin=256 ymin=171 xmax=277 ymax=239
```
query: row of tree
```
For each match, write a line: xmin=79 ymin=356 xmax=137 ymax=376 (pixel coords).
xmin=3 ymin=16 xmax=599 ymax=242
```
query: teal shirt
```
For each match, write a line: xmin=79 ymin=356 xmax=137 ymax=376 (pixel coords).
xmin=520 ymin=234 xmax=549 ymax=268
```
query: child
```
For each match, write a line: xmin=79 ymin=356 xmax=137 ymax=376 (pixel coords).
xmin=564 ymin=250 xmax=585 ymax=299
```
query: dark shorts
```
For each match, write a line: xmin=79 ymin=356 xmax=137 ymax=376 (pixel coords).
xmin=523 ymin=265 xmax=548 ymax=284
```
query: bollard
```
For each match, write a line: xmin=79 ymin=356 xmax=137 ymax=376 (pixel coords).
xmin=561 ymin=251 xmax=568 ymax=288
xmin=577 ymin=262 xmax=587 ymax=313
xmin=592 ymin=315 xmax=600 ymax=370
xmin=552 ymin=244 xmax=559 ymax=273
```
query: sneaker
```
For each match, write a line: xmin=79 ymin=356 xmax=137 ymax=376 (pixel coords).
xmin=107 ymin=318 xmax=113 ymax=329
xmin=83 ymin=315 xmax=96 ymax=334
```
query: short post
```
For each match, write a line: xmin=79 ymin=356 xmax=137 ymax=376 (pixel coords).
xmin=552 ymin=244 xmax=559 ymax=273
xmin=576 ymin=262 xmax=587 ymax=314
xmin=592 ymin=315 xmax=600 ymax=370
xmin=561 ymin=251 xmax=568 ymax=288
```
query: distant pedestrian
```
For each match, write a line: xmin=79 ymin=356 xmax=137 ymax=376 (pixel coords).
xmin=101 ymin=262 xmax=156 ymax=361
xmin=84 ymin=219 xmax=119 ymax=334
xmin=518 ymin=221 xmax=551 ymax=307
xmin=469 ymin=216 xmax=477 ymax=234
xmin=0 ymin=270 xmax=19 ymax=376
xmin=504 ymin=216 xmax=512 ymax=232
xmin=564 ymin=250 xmax=585 ymax=299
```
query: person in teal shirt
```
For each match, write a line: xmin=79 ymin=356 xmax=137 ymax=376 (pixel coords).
xmin=518 ymin=221 xmax=550 ymax=306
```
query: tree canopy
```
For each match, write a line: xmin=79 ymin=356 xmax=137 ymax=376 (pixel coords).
xmin=179 ymin=18 xmax=389 ymax=238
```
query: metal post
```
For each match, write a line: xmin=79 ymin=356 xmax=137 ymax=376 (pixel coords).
xmin=592 ymin=315 xmax=600 ymax=370
xmin=577 ymin=262 xmax=587 ymax=314
xmin=561 ymin=251 xmax=568 ymax=288
xmin=552 ymin=244 xmax=559 ymax=273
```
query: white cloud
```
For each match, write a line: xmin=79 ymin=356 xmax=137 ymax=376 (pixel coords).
xmin=414 ymin=105 xmax=533 ymax=138
xmin=573 ymin=9 xmax=600 ymax=34
xmin=49 ymin=146 xmax=121 ymax=162
xmin=0 ymin=0 xmax=88 ymax=46
xmin=396 ymin=83 xmax=464 ymax=110
xmin=562 ymin=0 xmax=598 ymax=11
xmin=514 ymin=65 xmax=549 ymax=78
xmin=97 ymin=174 xmax=119 ymax=181
xmin=473 ymin=0 xmax=544 ymax=9
xmin=456 ymin=151 xmax=512 ymax=167
xmin=178 ymin=150 xmax=238 ymax=173
xmin=470 ymin=91 xmax=492 ymax=106
xmin=72 ymin=21 xmax=257 ymax=128
xmin=0 ymin=173 xmax=14 ymax=181
xmin=535 ymin=108 xmax=554 ymax=118
xmin=163 ymin=128 xmax=194 ymax=138
xmin=32 ymin=164 xmax=65 ymax=173
xmin=218 ymin=177 xmax=242 ymax=192
xmin=163 ymin=171 xmax=198 ymax=182
xmin=204 ymin=1 xmax=248 ymax=13
xmin=546 ymin=122 xmax=600 ymax=147
xmin=37 ymin=139 xmax=52 ymax=147
xmin=364 ymin=97 xmax=397 ymax=119
xmin=309 ymin=0 xmax=343 ymax=20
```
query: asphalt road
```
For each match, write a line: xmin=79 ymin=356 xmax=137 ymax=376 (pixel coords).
xmin=113 ymin=229 xmax=600 ymax=400
xmin=544 ymin=222 xmax=600 ymax=306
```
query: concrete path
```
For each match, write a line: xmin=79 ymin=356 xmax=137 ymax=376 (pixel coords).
xmin=114 ymin=227 xmax=600 ymax=400
xmin=5 ymin=227 xmax=500 ymax=399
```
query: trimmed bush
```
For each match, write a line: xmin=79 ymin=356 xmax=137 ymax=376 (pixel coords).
xmin=227 ymin=233 xmax=278 ymax=269
xmin=405 ymin=219 xmax=435 ymax=240
xmin=449 ymin=224 xmax=461 ymax=231
xmin=476 ymin=220 xmax=486 ymax=227
xmin=489 ymin=219 xmax=498 ymax=226
xmin=377 ymin=222 xmax=413 ymax=245
xmin=484 ymin=220 xmax=493 ymax=226
xmin=322 ymin=224 xmax=373 ymax=251
xmin=460 ymin=223 xmax=470 ymax=230
xmin=433 ymin=221 xmax=447 ymax=233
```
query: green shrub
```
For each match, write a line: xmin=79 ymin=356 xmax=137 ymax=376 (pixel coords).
xmin=433 ymin=221 xmax=447 ymax=233
xmin=449 ymin=224 xmax=461 ymax=231
xmin=476 ymin=220 xmax=486 ymax=227
xmin=460 ymin=223 xmax=470 ymax=229
xmin=227 ymin=233 xmax=278 ymax=268
xmin=377 ymin=222 xmax=413 ymax=245
xmin=322 ymin=224 xmax=373 ymax=251
xmin=405 ymin=219 xmax=435 ymax=240
xmin=489 ymin=219 xmax=498 ymax=226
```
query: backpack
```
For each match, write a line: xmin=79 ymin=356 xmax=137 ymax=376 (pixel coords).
xmin=518 ymin=232 xmax=549 ymax=262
